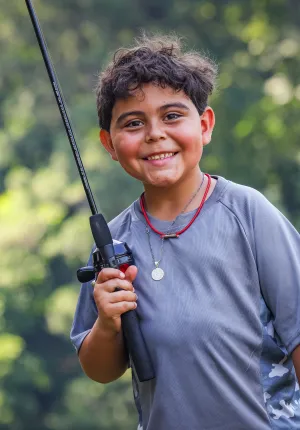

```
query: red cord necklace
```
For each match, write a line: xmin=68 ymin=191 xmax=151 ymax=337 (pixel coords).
xmin=140 ymin=173 xmax=211 ymax=239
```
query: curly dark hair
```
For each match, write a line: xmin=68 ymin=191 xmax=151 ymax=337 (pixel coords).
xmin=96 ymin=34 xmax=218 ymax=131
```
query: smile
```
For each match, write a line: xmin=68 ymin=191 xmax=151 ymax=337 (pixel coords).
xmin=146 ymin=152 xmax=176 ymax=160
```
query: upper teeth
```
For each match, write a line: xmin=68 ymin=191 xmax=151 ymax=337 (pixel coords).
xmin=147 ymin=152 xmax=174 ymax=160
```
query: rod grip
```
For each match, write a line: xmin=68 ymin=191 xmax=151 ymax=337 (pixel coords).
xmin=121 ymin=311 xmax=155 ymax=382
xmin=90 ymin=214 xmax=155 ymax=382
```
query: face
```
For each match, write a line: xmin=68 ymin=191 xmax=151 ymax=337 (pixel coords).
xmin=100 ymin=83 xmax=215 ymax=189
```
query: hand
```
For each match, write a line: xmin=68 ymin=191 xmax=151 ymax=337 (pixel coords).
xmin=93 ymin=265 xmax=138 ymax=335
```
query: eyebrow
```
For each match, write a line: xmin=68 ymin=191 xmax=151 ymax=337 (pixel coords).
xmin=115 ymin=102 xmax=190 ymax=127
xmin=160 ymin=102 xmax=190 ymax=112
xmin=116 ymin=110 xmax=144 ymax=127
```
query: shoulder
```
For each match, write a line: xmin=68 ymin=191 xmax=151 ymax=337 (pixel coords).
xmin=218 ymin=177 xmax=265 ymax=207
xmin=215 ymin=176 xmax=294 ymax=247
xmin=108 ymin=200 xmax=139 ymax=239
xmin=217 ymin=176 xmax=299 ymax=248
xmin=217 ymin=177 xmax=276 ymax=220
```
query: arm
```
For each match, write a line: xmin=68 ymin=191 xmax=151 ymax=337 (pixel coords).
xmin=292 ymin=345 xmax=300 ymax=384
xmin=249 ymin=191 xmax=300 ymax=355
xmin=71 ymin=265 xmax=138 ymax=384
xmin=79 ymin=317 xmax=128 ymax=383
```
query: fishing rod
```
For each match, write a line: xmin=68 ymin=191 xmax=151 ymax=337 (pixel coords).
xmin=25 ymin=0 xmax=154 ymax=382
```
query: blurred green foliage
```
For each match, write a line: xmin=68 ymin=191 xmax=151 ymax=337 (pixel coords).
xmin=0 ymin=0 xmax=300 ymax=429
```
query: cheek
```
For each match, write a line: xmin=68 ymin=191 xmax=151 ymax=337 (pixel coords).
xmin=115 ymin=135 xmax=140 ymax=161
xmin=172 ymin=125 xmax=202 ymax=151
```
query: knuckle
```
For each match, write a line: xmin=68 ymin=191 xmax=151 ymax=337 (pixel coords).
xmin=122 ymin=291 xmax=136 ymax=301
xmin=120 ymin=302 xmax=129 ymax=313
xmin=111 ymin=280 xmax=130 ymax=292
xmin=112 ymin=279 xmax=123 ymax=289
xmin=123 ymin=280 xmax=134 ymax=291
xmin=98 ymin=270 xmax=108 ymax=282
xmin=108 ymin=279 xmax=122 ymax=290
xmin=93 ymin=284 xmax=103 ymax=299
xmin=127 ymin=292 xmax=136 ymax=301
xmin=123 ymin=291 xmax=132 ymax=301
xmin=98 ymin=268 xmax=114 ymax=281
xmin=94 ymin=279 xmax=104 ymax=290
xmin=113 ymin=291 xmax=124 ymax=301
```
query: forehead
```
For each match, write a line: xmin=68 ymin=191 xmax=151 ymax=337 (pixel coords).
xmin=111 ymin=83 xmax=192 ymax=118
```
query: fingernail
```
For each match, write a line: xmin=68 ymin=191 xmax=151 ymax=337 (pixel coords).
xmin=133 ymin=287 xmax=135 ymax=292
xmin=119 ymin=272 xmax=125 ymax=278
xmin=135 ymin=294 xmax=138 ymax=301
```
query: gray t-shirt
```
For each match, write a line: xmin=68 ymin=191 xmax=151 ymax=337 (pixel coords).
xmin=71 ymin=176 xmax=300 ymax=429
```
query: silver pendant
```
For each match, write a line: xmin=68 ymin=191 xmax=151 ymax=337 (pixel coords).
xmin=152 ymin=267 xmax=165 ymax=281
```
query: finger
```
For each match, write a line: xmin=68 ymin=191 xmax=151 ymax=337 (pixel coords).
xmin=101 ymin=301 xmax=137 ymax=319
xmin=109 ymin=290 xmax=138 ymax=303
xmin=95 ymin=278 xmax=135 ymax=293
xmin=108 ymin=301 xmax=137 ymax=316
xmin=124 ymin=265 xmax=138 ymax=282
xmin=97 ymin=268 xmax=125 ymax=283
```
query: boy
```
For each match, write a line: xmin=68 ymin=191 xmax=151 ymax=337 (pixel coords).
xmin=71 ymin=35 xmax=300 ymax=429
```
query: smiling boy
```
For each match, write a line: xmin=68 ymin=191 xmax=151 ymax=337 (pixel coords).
xmin=71 ymin=35 xmax=300 ymax=429
xmin=101 ymin=83 xmax=217 ymax=215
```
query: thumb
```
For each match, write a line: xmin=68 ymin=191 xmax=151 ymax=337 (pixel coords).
xmin=124 ymin=265 xmax=138 ymax=282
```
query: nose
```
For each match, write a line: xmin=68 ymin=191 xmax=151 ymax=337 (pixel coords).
xmin=145 ymin=121 xmax=166 ymax=143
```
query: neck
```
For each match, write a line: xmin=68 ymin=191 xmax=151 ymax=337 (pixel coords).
xmin=143 ymin=168 xmax=210 ymax=221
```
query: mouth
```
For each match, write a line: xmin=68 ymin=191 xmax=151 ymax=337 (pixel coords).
xmin=143 ymin=152 xmax=178 ymax=161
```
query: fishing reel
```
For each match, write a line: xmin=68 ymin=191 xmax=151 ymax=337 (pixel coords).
xmin=77 ymin=240 xmax=135 ymax=283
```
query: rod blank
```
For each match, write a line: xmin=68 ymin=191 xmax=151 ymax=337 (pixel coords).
xmin=25 ymin=0 xmax=98 ymax=215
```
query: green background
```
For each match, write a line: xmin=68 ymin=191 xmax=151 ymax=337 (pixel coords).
xmin=0 ymin=0 xmax=300 ymax=428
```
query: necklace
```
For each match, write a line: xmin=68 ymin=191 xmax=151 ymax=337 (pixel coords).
xmin=142 ymin=173 xmax=211 ymax=281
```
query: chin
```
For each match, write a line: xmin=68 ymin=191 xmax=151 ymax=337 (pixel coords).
xmin=146 ymin=176 xmax=180 ymax=188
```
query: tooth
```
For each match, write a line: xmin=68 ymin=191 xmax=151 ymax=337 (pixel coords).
xmin=147 ymin=152 xmax=176 ymax=160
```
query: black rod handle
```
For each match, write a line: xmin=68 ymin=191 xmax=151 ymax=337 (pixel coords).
xmin=90 ymin=214 xmax=155 ymax=381
xmin=122 ymin=311 xmax=155 ymax=381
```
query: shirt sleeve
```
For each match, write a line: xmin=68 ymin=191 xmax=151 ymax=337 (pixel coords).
xmin=252 ymin=192 xmax=300 ymax=354
xmin=70 ymin=251 xmax=98 ymax=353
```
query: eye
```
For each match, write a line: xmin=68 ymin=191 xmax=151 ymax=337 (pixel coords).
xmin=125 ymin=119 xmax=143 ymax=128
xmin=165 ymin=112 xmax=182 ymax=121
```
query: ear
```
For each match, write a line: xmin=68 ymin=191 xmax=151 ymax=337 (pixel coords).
xmin=99 ymin=129 xmax=118 ymax=161
xmin=200 ymin=107 xmax=215 ymax=146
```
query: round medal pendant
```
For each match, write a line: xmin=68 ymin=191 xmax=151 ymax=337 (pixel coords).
xmin=151 ymin=267 xmax=164 ymax=281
